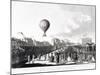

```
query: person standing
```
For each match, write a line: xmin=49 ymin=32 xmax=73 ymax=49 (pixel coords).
xmin=32 ymin=54 xmax=35 ymax=63
xmin=51 ymin=53 xmax=54 ymax=62
xmin=56 ymin=52 xmax=59 ymax=63
xmin=28 ymin=55 xmax=30 ymax=64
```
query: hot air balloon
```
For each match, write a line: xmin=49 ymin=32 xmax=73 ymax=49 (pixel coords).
xmin=39 ymin=19 xmax=50 ymax=37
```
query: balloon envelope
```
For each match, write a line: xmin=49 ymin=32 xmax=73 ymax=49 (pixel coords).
xmin=39 ymin=19 xmax=50 ymax=36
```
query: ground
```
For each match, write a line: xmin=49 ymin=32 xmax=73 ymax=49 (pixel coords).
xmin=12 ymin=63 xmax=95 ymax=74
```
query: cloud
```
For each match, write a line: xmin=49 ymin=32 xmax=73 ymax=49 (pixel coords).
xmin=81 ymin=15 xmax=91 ymax=22
xmin=64 ymin=13 xmax=91 ymax=33
xmin=75 ymin=14 xmax=91 ymax=23
xmin=67 ymin=19 xmax=80 ymax=29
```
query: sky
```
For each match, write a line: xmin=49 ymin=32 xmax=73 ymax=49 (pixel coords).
xmin=12 ymin=1 xmax=95 ymax=43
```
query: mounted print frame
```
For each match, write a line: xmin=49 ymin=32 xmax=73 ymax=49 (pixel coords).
xmin=11 ymin=0 xmax=96 ymax=74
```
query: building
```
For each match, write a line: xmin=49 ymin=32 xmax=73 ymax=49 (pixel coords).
xmin=82 ymin=37 xmax=92 ymax=45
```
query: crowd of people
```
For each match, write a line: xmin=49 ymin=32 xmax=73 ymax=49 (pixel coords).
xmin=44 ymin=45 xmax=96 ymax=64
